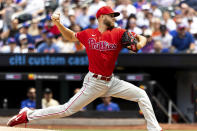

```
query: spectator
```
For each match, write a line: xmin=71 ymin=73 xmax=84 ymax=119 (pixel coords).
xmin=56 ymin=35 xmax=76 ymax=53
xmin=39 ymin=29 xmax=48 ymax=45
xmin=69 ymin=23 xmax=81 ymax=33
xmin=183 ymin=8 xmax=197 ymax=33
xmin=173 ymin=10 xmax=183 ymax=27
xmin=1 ymin=18 xmax=19 ymax=39
xmin=171 ymin=23 xmax=195 ymax=52
xmin=146 ymin=11 xmax=154 ymax=28
xmin=72 ymin=2 xmax=83 ymax=17
xmin=188 ymin=17 xmax=194 ymax=33
xmin=58 ymin=0 xmax=67 ymax=6
xmin=68 ymin=10 xmax=76 ymax=26
xmin=126 ymin=15 xmax=142 ymax=35
xmin=180 ymin=3 xmax=190 ymax=18
xmin=106 ymin=0 xmax=115 ymax=9
xmin=76 ymin=5 xmax=90 ymax=29
xmin=33 ymin=22 xmax=45 ymax=45
xmin=19 ymin=33 xmax=28 ymax=52
xmin=96 ymin=97 xmax=120 ymax=112
xmin=28 ymin=44 xmax=36 ymax=53
xmin=181 ymin=0 xmax=197 ymax=11
xmin=152 ymin=17 xmax=161 ymax=38
xmin=139 ymin=29 xmax=154 ymax=53
xmin=22 ymin=0 xmax=44 ymax=17
xmin=57 ymin=0 xmax=71 ymax=13
xmin=170 ymin=17 xmax=183 ymax=36
xmin=150 ymin=1 xmax=162 ymax=18
xmin=153 ymin=40 xmax=163 ymax=53
xmin=42 ymin=88 xmax=59 ymax=109
xmin=60 ymin=7 xmax=72 ymax=27
xmin=117 ymin=9 xmax=128 ymax=29
xmin=28 ymin=19 xmax=40 ymax=37
xmin=88 ymin=0 xmax=106 ymax=16
xmin=141 ymin=24 xmax=148 ymax=35
xmin=15 ymin=22 xmax=35 ymax=45
xmin=14 ymin=0 xmax=26 ymax=6
xmin=21 ymin=87 xmax=36 ymax=109
xmin=133 ymin=0 xmax=147 ymax=11
xmin=136 ymin=4 xmax=151 ymax=27
xmin=3 ymin=0 xmax=21 ymax=30
xmin=84 ymin=16 xmax=97 ymax=29
xmin=154 ymin=25 xmax=172 ymax=51
xmin=19 ymin=33 xmax=29 ymax=53
xmin=0 ymin=0 xmax=5 ymax=17
xmin=162 ymin=11 xmax=176 ymax=31
xmin=0 ymin=37 xmax=20 ymax=53
xmin=157 ymin=0 xmax=177 ymax=7
xmin=37 ymin=32 xmax=60 ymax=53
xmin=115 ymin=0 xmax=136 ymax=18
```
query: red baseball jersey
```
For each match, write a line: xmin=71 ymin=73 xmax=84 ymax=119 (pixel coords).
xmin=75 ymin=28 xmax=126 ymax=76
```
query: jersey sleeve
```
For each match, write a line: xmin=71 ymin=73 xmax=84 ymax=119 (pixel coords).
xmin=75 ymin=30 xmax=88 ymax=47
xmin=118 ymin=28 xmax=126 ymax=44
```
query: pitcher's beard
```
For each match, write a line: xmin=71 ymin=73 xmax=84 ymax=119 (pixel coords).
xmin=104 ymin=20 xmax=115 ymax=30
xmin=107 ymin=24 xmax=114 ymax=30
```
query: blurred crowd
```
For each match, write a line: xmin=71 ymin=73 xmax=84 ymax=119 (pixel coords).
xmin=21 ymin=87 xmax=120 ymax=112
xmin=0 ymin=0 xmax=197 ymax=53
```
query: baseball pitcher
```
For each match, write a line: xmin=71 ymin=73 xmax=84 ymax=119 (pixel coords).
xmin=7 ymin=6 xmax=163 ymax=131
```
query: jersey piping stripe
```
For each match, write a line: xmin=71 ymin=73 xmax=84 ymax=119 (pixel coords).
xmin=28 ymin=85 xmax=87 ymax=119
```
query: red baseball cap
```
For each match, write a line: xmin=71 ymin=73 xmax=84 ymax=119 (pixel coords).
xmin=96 ymin=6 xmax=120 ymax=19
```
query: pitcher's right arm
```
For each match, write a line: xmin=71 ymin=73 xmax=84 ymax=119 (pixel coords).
xmin=51 ymin=12 xmax=78 ymax=42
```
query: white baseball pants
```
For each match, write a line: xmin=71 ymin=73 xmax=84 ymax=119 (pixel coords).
xmin=27 ymin=72 xmax=162 ymax=131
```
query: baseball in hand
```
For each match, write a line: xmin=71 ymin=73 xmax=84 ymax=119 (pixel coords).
xmin=51 ymin=12 xmax=60 ymax=21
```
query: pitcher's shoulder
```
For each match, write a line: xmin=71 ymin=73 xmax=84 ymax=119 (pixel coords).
xmin=112 ymin=28 xmax=126 ymax=33
xmin=85 ymin=28 xmax=97 ymax=32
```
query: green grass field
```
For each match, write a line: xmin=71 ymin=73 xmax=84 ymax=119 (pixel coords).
xmin=60 ymin=129 xmax=194 ymax=131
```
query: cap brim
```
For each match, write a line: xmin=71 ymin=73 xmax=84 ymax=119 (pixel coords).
xmin=111 ymin=12 xmax=120 ymax=17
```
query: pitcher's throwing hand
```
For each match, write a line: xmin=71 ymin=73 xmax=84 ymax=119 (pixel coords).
xmin=51 ymin=12 xmax=60 ymax=23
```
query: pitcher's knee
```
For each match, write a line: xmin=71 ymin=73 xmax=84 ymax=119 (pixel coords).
xmin=61 ymin=103 xmax=80 ymax=117
xmin=64 ymin=108 xmax=76 ymax=116
xmin=138 ymin=89 xmax=148 ymax=99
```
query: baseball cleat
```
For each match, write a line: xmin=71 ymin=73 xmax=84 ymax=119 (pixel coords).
xmin=7 ymin=107 xmax=30 ymax=127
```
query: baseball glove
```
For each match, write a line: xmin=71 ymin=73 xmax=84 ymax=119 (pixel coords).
xmin=121 ymin=31 xmax=138 ymax=52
